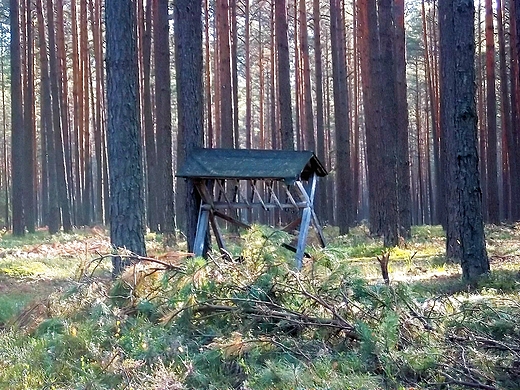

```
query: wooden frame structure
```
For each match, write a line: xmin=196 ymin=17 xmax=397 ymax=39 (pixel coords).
xmin=177 ymin=148 xmax=328 ymax=268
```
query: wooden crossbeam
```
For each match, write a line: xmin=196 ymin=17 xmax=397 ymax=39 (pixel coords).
xmin=202 ymin=202 xmax=307 ymax=210
xmin=250 ymin=180 xmax=268 ymax=210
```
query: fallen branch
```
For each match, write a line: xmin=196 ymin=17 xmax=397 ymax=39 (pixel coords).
xmin=194 ymin=302 xmax=360 ymax=340
xmin=80 ymin=251 xmax=190 ymax=279
xmin=448 ymin=333 xmax=520 ymax=354
xmin=438 ymin=371 xmax=496 ymax=390
xmin=290 ymin=270 xmax=355 ymax=332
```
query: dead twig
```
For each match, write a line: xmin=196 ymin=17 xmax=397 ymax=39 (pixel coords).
xmin=81 ymin=252 xmax=190 ymax=279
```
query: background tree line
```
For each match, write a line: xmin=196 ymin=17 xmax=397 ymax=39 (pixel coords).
xmin=2 ymin=0 xmax=519 ymax=270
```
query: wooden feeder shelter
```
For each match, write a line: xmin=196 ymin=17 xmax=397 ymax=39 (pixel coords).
xmin=177 ymin=148 xmax=328 ymax=268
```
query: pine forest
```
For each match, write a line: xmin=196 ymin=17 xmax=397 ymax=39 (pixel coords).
xmin=3 ymin=0 xmax=520 ymax=240
xmin=1 ymin=0 xmax=520 ymax=388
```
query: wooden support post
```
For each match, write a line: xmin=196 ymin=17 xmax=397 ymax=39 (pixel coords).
xmin=285 ymin=186 xmax=300 ymax=208
xmin=194 ymin=207 xmax=210 ymax=257
xmin=295 ymin=173 xmax=326 ymax=249
xmin=266 ymin=181 xmax=284 ymax=210
xmin=296 ymin=207 xmax=312 ymax=269
xmin=251 ymin=180 xmax=268 ymax=210
xmin=209 ymin=212 xmax=227 ymax=253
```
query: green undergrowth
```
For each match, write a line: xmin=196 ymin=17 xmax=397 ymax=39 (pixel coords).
xmin=0 ymin=224 xmax=519 ymax=389
xmin=0 ymin=228 xmax=96 ymax=249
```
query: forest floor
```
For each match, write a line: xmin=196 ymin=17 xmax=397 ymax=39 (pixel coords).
xmin=0 ymin=224 xmax=519 ymax=389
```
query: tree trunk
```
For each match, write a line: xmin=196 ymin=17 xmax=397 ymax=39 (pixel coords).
xmin=484 ymin=0 xmax=500 ymax=223
xmin=257 ymin=6 xmax=265 ymax=150
xmin=476 ymin=0 xmax=488 ymax=222
xmin=422 ymin=0 xmax=444 ymax=226
xmin=56 ymin=0 xmax=75 ymax=226
xmin=78 ymin=0 xmax=91 ymax=225
xmin=394 ymin=0 xmax=411 ymax=239
xmin=511 ymin=0 xmax=520 ymax=220
xmin=230 ymin=0 xmax=239 ymax=148
xmin=1 ymin=56 xmax=10 ymax=228
xmin=496 ymin=0 xmax=513 ymax=220
xmin=105 ymin=0 xmax=147 ymax=275
xmin=358 ymin=0 xmax=383 ymax=236
xmin=245 ymin=0 xmax=251 ymax=149
xmin=330 ymin=0 xmax=352 ymax=234
xmin=299 ymin=0 xmax=315 ymax=153
xmin=36 ymin=0 xmax=60 ymax=234
xmin=10 ymin=0 xmax=25 ymax=236
xmin=294 ymin=2 xmax=302 ymax=150
xmin=140 ymin=0 xmax=159 ymax=232
xmin=154 ymin=0 xmax=176 ymax=242
xmin=324 ymin=31 xmax=335 ymax=224
xmin=204 ymin=0 xmax=214 ymax=148
xmin=378 ymin=0 xmax=399 ymax=247
xmin=47 ymin=0 xmax=72 ymax=232
xmin=270 ymin=1 xmax=278 ymax=151
xmin=174 ymin=0 xmax=205 ymax=252
xmin=352 ymin=0 xmax=361 ymax=222
xmin=217 ymin=0 xmax=234 ymax=148
xmin=313 ymin=0 xmax=327 ymax=223
xmin=439 ymin=0 xmax=489 ymax=280
xmin=275 ymin=0 xmax=294 ymax=150
xmin=415 ymin=60 xmax=426 ymax=224
xmin=89 ymin=0 xmax=106 ymax=224
xmin=23 ymin=0 xmax=36 ymax=233
xmin=70 ymin=0 xmax=82 ymax=227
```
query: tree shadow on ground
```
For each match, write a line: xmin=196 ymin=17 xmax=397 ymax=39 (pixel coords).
xmin=410 ymin=266 xmax=520 ymax=296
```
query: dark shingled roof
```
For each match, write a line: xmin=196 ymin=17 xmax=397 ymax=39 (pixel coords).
xmin=177 ymin=148 xmax=327 ymax=184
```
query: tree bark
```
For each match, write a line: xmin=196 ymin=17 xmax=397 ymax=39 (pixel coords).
xmin=79 ymin=0 xmax=91 ymax=225
xmin=477 ymin=0 xmax=487 ymax=222
xmin=314 ymin=0 xmax=327 ymax=223
xmin=70 ymin=0 xmax=82 ymax=226
xmin=23 ymin=0 xmax=36 ymax=233
xmin=378 ymin=0 xmax=399 ymax=247
xmin=300 ymin=0 xmax=315 ymax=153
xmin=10 ymin=0 xmax=25 ymax=236
xmin=230 ymin=0 xmax=239 ymax=148
xmin=36 ymin=0 xmax=59 ymax=234
xmin=47 ymin=0 xmax=72 ymax=232
xmin=105 ymin=0 xmax=147 ymax=275
xmin=439 ymin=0 xmax=489 ymax=280
xmin=245 ymin=0 xmax=251 ymax=149
xmin=511 ymin=0 xmax=520 ymax=220
xmin=358 ymin=0 xmax=383 ymax=236
xmin=217 ymin=0 xmax=234 ymax=148
xmin=1 ymin=54 xmax=10 ymax=228
xmin=394 ymin=0 xmax=411 ymax=239
xmin=496 ymin=0 xmax=514 ymax=220
xmin=204 ymin=0 xmax=214 ymax=148
xmin=330 ymin=0 xmax=352 ymax=234
xmin=154 ymin=0 xmax=176 ymax=241
xmin=89 ymin=0 xmax=106 ymax=224
xmin=275 ymin=0 xmax=294 ymax=150
xmin=484 ymin=0 xmax=500 ymax=223
xmin=174 ymin=0 xmax=205 ymax=252
xmin=56 ymin=0 xmax=75 ymax=226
